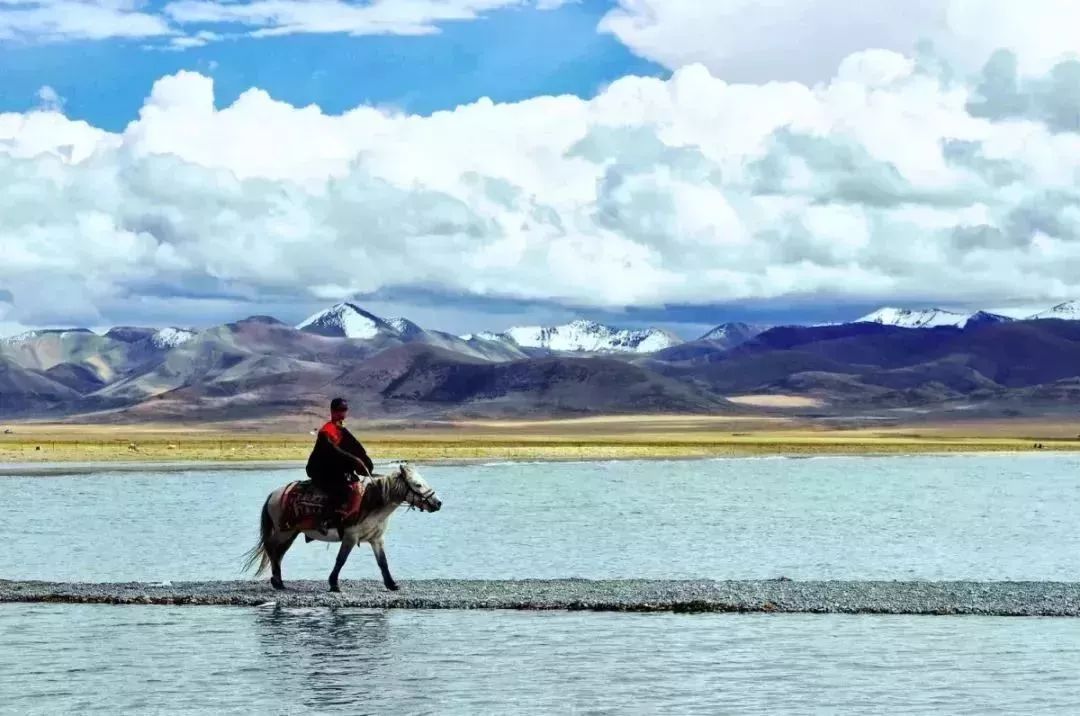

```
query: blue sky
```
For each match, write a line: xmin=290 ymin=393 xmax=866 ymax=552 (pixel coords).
xmin=1 ymin=1 xmax=1078 ymax=337
xmin=0 ymin=1 xmax=661 ymax=130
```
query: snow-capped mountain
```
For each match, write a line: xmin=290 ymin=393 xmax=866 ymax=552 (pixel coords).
xmin=1028 ymin=301 xmax=1080 ymax=320
xmin=698 ymin=322 xmax=769 ymax=348
xmin=481 ymin=320 xmax=681 ymax=354
xmin=963 ymin=311 xmax=1014 ymax=327
xmin=460 ymin=331 xmax=504 ymax=343
xmin=1 ymin=328 xmax=92 ymax=344
xmin=387 ymin=317 xmax=424 ymax=339
xmin=151 ymin=327 xmax=197 ymax=348
xmin=295 ymin=302 xmax=528 ymax=360
xmin=857 ymin=307 xmax=970 ymax=328
xmin=297 ymin=302 xmax=399 ymax=339
xmin=296 ymin=309 xmax=684 ymax=354
xmin=857 ymin=306 xmax=1017 ymax=329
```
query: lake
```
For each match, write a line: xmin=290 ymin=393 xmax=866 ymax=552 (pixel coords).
xmin=3 ymin=605 xmax=1080 ymax=714
xmin=2 ymin=454 xmax=1079 ymax=582
xmin=3 ymin=454 xmax=1080 ymax=714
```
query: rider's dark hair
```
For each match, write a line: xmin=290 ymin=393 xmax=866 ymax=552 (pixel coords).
xmin=330 ymin=397 xmax=348 ymax=412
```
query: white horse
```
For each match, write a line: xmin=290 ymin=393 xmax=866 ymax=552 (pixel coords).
xmin=244 ymin=463 xmax=442 ymax=592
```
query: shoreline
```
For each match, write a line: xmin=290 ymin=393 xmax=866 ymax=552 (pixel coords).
xmin=3 ymin=578 xmax=1079 ymax=616
xmin=3 ymin=416 xmax=1080 ymax=466
xmin=2 ymin=448 xmax=1077 ymax=476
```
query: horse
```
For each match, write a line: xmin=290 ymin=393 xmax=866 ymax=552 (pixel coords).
xmin=243 ymin=463 xmax=442 ymax=593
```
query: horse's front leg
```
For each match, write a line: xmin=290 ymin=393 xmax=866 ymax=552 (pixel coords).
xmin=328 ymin=538 xmax=355 ymax=593
xmin=371 ymin=538 xmax=399 ymax=591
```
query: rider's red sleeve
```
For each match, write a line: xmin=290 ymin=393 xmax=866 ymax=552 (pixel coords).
xmin=320 ymin=422 xmax=342 ymax=445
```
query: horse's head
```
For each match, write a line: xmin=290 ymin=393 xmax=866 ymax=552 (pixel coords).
xmin=394 ymin=463 xmax=442 ymax=513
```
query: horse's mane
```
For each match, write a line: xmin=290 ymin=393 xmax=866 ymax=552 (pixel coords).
xmin=359 ymin=465 xmax=405 ymax=513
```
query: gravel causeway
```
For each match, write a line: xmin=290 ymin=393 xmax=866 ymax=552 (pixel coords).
xmin=3 ymin=579 xmax=1080 ymax=616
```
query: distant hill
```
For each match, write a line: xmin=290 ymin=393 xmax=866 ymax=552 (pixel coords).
xmin=3 ymin=300 xmax=1080 ymax=422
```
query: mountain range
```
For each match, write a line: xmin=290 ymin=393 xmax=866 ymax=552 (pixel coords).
xmin=3 ymin=300 xmax=1080 ymax=423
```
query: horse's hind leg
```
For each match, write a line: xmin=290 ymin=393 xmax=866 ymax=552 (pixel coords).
xmin=269 ymin=532 xmax=298 ymax=590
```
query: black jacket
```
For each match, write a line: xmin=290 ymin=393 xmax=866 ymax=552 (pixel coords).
xmin=305 ymin=421 xmax=374 ymax=481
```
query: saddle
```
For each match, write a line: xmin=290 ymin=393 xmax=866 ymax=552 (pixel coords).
xmin=280 ymin=479 xmax=366 ymax=532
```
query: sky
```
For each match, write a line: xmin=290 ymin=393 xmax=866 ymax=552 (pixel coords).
xmin=2 ymin=0 xmax=1080 ymax=338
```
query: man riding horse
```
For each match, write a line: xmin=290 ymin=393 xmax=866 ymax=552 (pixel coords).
xmin=306 ymin=397 xmax=374 ymax=534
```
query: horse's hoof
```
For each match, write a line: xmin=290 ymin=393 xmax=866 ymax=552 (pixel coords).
xmin=271 ymin=578 xmax=286 ymax=591
xmin=329 ymin=584 xmax=341 ymax=593
xmin=385 ymin=582 xmax=400 ymax=592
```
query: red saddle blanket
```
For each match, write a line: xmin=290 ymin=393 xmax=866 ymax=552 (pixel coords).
xmin=280 ymin=480 xmax=366 ymax=531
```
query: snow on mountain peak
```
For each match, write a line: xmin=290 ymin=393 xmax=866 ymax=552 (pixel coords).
xmin=1029 ymin=300 xmax=1080 ymax=320
xmin=461 ymin=331 xmax=504 ymax=342
xmin=500 ymin=319 xmax=680 ymax=353
xmin=1 ymin=330 xmax=45 ymax=344
xmin=388 ymin=317 xmax=425 ymax=338
xmin=152 ymin=327 xmax=196 ymax=348
xmin=297 ymin=302 xmax=389 ymax=339
xmin=857 ymin=307 xmax=969 ymax=328
xmin=697 ymin=322 xmax=770 ymax=348
xmin=964 ymin=311 xmax=1013 ymax=327
xmin=1 ymin=328 xmax=92 ymax=344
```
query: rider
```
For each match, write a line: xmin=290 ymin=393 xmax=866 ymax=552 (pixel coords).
xmin=306 ymin=397 xmax=375 ymax=533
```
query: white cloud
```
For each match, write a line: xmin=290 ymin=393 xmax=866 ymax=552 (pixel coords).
xmin=3 ymin=50 xmax=1080 ymax=327
xmin=157 ymin=0 xmax=573 ymax=44
xmin=0 ymin=0 xmax=565 ymax=45
xmin=35 ymin=85 xmax=64 ymax=111
xmin=600 ymin=0 xmax=1080 ymax=83
xmin=163 ymin=0 xmax=515 ymax=37
xmin=164 ymin=29 xmax=220 ymax=49
xmin=0 ymin=0 xmax=172 ymax=42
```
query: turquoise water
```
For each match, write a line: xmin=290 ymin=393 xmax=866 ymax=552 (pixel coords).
xmin=2 ymin=454 xmax=1079 ymax=583
xmin=3 ymin=604 xmax=1080 ymax=714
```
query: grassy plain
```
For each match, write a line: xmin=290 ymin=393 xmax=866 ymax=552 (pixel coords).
xmin=1 ymin=414 xmax=1078 ymax=464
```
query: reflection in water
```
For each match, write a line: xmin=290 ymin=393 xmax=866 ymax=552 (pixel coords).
xmin=5 ymin=605 xmax=1080 ymax=714
xmin=254 ymin=607 xmax=392 ymax=710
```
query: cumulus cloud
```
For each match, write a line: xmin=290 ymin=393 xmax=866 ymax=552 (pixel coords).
xmin=3 ymin=50 xmax=1080 ymax=327
xmin=600 ymin=0 xmax=1080 ymax=83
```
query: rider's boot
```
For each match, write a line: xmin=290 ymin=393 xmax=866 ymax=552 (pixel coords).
xmin=317 ymin=508 xmax=333 ymax=536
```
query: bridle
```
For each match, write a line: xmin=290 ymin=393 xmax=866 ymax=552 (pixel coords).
xmin=396 ymin=466 xmax=436 ymax=510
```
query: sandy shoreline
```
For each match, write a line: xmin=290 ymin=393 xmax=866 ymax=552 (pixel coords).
xmin=0 ymin=460 xmax=305 ymax=476
xmin=3 ymin=448 xmax=1079 ymax=476
xmin=3 ymin=416 xmax=1079 ymax=466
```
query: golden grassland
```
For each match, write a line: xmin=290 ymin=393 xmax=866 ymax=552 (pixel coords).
xmin=1 ymin=414 xmax=1078 ymax=464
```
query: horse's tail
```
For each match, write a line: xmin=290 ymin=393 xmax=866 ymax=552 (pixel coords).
xmin=242 ymin=495 xmax=273 ymax=576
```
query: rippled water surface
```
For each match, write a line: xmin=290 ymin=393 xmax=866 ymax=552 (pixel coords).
xmin=4 ymin=455 xmax=1080 ymax=714
xmin=2 ymin=454 xmax=1079 ymax=582
xmin=3 ymin=604 xmax=1080 ymax=714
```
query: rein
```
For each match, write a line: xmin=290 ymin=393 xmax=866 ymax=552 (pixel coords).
xmin=359 ymin=466 xmax=434 ymax=512
xmin=394 ymin=466 xmax=435 ymax=511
